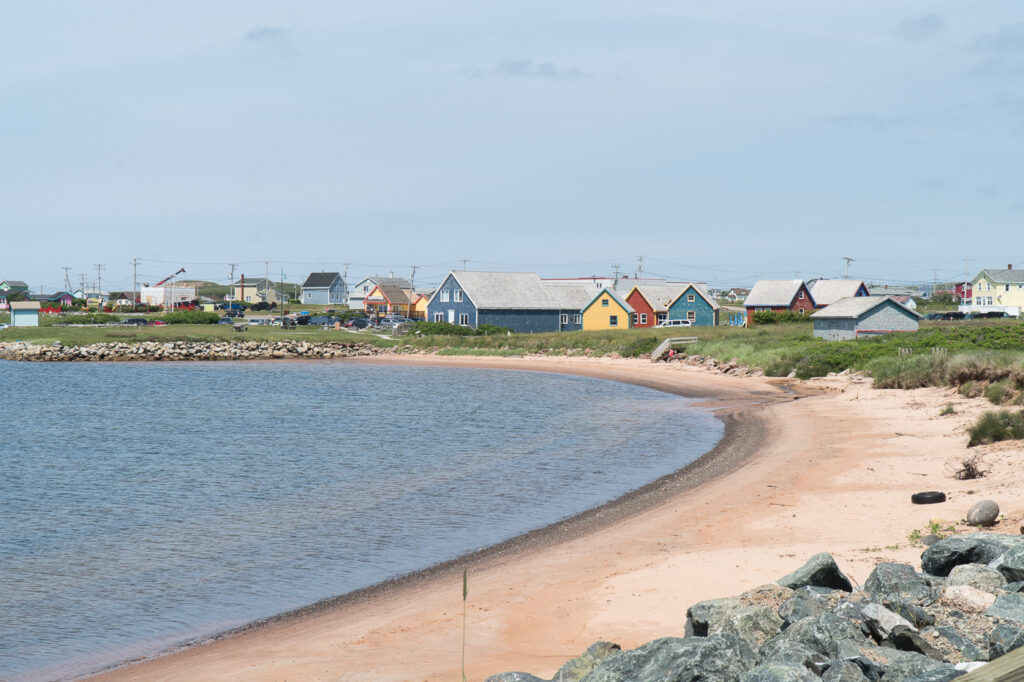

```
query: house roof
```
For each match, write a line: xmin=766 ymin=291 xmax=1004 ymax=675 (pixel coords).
xmin=542 ymin=281 xmax=594 ymax=309
xmin=810 ymin=279 xmax=867 ymax=306
xmin=2 ymin=280 xmax=29 ymax=289
xmin=583 ymin=288 xmax=635 ymax=314
xmin=433 ymin=271 xmax=584 ymax=310
xmin=302 ymin=272 xmax=341 ymax=288
xmin=354 ymin=276 xmax=413 ymax=290
xmin=373 ymin=284 xmax=414 ymax=305
xmin=629 ymin=285 xmax=687 ymax=313
xmin=669 ymin=283 xmax=721 ymax=310
xmin=867 ymin=285 xmax=919 ymax=297
xmin=9 ymin=301 xmax=41 ymax=311
xmin=233 ymin=278 xmax=270 ymax=289
xmin=726 ymin=288 xmax=750 ymax=295
xmin=744 ymin=280 xmax=811 ymax=307
xmin=975 ymin=268 xmax=1024 ymax=284
xmin=810 ymin=296 xmax=922 ymax=319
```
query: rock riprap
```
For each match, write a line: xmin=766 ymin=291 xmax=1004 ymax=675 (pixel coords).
xmin=487 ymin=537 xmax=1024 ymax=682
xmin=0 ymin=340 xmax=392 ymax=362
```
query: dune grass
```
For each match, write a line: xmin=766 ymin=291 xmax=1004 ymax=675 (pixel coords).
xmin=968 ymin=410 xmax=1024 ymax=446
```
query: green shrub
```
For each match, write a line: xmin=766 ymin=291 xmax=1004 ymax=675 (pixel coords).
xmin=622 ymin=335 xmax=659 ymax=357
xmin=159 ymin=311 xmax=220 ymax=324
xmin=983 ymin=380 xmax=1013 ymax=405
xmin=412 ymin=321 xmax=476 ymax=336
xmin=476 ymin=324 xmax=511 ymax=336
xmin=967 ymin=410 xmax=1024 ymax=447
xmin=753 ymin=311 xmax=812 ymax=325
xmin=939 ymin=404 xmax=956 ymax=416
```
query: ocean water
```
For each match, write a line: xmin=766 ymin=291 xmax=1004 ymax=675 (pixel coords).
xmin=0 ymin=360 xmax=723 ymax=680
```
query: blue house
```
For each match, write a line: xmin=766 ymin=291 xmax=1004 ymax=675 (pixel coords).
xmin=811 ymin=296 xmax=921 ymax=341
xmin=426 ymin=271 xmax=591 ymax=333
xmin=301 ymin=272 xmax=346 ymax=305
xmin=666 ymin=284 xmax=720 ymax=326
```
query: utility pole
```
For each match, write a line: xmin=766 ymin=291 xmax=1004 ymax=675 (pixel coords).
xmin=460 ymin=259 xmax=468 ymax=271
xmin=79 ymin=274 xmax=87 ymax=296
xmin=62 ymin=266 xmax=71 ymax=292
xmin=265 ymin=260 xmax=270 ymax=304
xmin=131 ymin=258 xmax=139 ymax=309
xmin=229 ymin=263 xmax=237 ymax=303
xmin=95 ymin=264 xmax=105 ymax=304
xmin=842 ymin=257 xmax=854 ymax=279
xmin=612 ymin=262 xmax=621 ymax=288
xmin=410 ymin=265 xmax=418 ymax=290
xmin=636 ymin=255 xmax=644 ymax=278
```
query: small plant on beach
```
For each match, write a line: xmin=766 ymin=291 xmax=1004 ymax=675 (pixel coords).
xmin=946 ymin=453 xmax=989 ymax=480
xmin=908 ymin=528 xmax=922 ymax=544
xmin=967 ymin=410 xmax=1024 ymax=447
xmin=939 ymin=404 xmax=956 ymax=416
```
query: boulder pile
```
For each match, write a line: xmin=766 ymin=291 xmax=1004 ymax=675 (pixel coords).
xmin=0 ymin=340 xmax=392 ymax=362
xmin=487 ymin=532 xmax=1024 ymax=682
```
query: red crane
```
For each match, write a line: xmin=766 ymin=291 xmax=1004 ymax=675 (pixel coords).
xmin=144 ymin=268 xmax=186 ymax=287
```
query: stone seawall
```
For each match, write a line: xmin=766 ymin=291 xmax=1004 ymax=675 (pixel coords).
xmin=0 ymin=341 xmax=393 ymax=362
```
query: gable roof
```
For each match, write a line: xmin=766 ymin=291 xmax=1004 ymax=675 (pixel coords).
xmin=628 ymin=285 xmax=687 ymax=313
xmin=435 ymin=271 xmax=571 ymax=310
xmin=745 ymin=280 xmax=812 ymax=307
xmin=372 ymin=284 xmax=414 ymax=305
xmin=302 ymin=272 xmax=341 ymax=288
xmin=233 ymin=277 xmax=270 ymax=288
xmin=810 ymin=279 xmax=867 ymax=306
xmin=1 ymin=280 xmax=29 ymax=289
xmin=354 ymin=276 xmax=413 ymax=290
xmin=810 ymin=296 xmax=922 ymax=319
xmin=669 ymin=283 xmax=721 ymax=310
xmin=10 ymin=301 xmax=41 ymax=311
xmin=542 ymin=281 xmax=594 ymax=309
xmin=583 ymin=288 xmax=635 ymax=314
xmin=975 ymin=268 xmax=1024 ymax=284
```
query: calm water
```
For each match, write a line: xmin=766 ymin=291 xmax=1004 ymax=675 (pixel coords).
xmin=0 ymin=361 xmax=722 ymax=680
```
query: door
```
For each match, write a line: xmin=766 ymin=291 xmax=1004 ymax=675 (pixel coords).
xmin=447 ymin=309 xmax=455 ymax=323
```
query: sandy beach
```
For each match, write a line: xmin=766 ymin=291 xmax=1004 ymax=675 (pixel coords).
xmin=91 ymin=355 xmax=1024 ymax=682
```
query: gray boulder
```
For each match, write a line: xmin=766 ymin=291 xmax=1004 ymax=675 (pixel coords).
xmin=1002 ymin=581 xmax=1024 ymax=594
xmin=921 ymin=534 xmax=1021 ymax=577
xmin=685 ymin=597 xmax=737 ymax=637
xmin=990 ymin=544 xmax=1024 ymax=583
xmin=923 ymin=625 xmax=988 ymax=663
xmin=871 ymin=648 xmax=958 ymax=680
xmin=822 ymin=660 xmax=871 ymax=682
xmin=865 ymin=563 xmax=936 ymax=606
xmin=985 ymin=593 xmax=1024 ymax=624
xmin=685 ymin=588 xmax=787 ymax=649
xmin=486 ymin=674 xmax=547 ymax=682
xmin=988 ymin=623 xmax=1024 ymax=660
xmin=579 ymin=634 xmax=756 ymax=682
xmin=552 ymin=642 xmax=621 ymax=682
xmin=886 ymin=601 xmax=935 ymax=629
xmin=780 ymin=588 xmax=829 ymax=626
xmin=778 ymin=553 xmax=854 ymax=592
xmin=761 ymin=612 xmax=871 ymax=662
xmin=862 ymin=603 xmax=916 ymax=641
xmin=739 ymin=662 xmax=819 ymax=682
xmin=902 ymin=670 xmax=964 ymax=682
xmin=758 ymin=639 xmax=829 ymax=668
xmin=887 ymin=625 xmax=944 ymax=660
xmin=946 ymin=564 xmax=1007 ymax=594
xmin=965 ymin=500 xmax=999 ymax=527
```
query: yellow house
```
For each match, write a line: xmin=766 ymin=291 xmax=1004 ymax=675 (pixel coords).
xmin=231 ymin=278 xmax=282 ymax=304
xmin=412 ymin=293 xmax=430 ymax=320
xmin=581 ymin=288 xmax=634 ymax=331
xmin=970 ymin=267 xmax=1024 ymax=314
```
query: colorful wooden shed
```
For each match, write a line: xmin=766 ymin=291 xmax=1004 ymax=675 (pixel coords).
xmin=10 ymin=300 xmax=40 ymax=327
xmin=667 ymin=284 xmax=720 ymax=326
xmin=581 ymin=288 xmax=634 ymax=331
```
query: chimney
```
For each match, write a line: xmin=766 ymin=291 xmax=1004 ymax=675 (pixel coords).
xmin=1009 ymin=264 xmax=1013 ymax=271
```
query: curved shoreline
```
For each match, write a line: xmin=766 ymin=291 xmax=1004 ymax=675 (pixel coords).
xmin=83 ymin=356 xmax=792 ymax=680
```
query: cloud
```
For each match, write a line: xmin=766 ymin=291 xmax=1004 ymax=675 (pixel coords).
xmin=973 ymin=22 xmax=1024 ymax=54
xmin=894 ymin=14 xmax=946 ymax=42
xmin=242 ymin=26 xmax=297 ymax=55
xmin=822 ymin=114 xmax=905 ymax=130
xmin=465 ymin=58 xmax=587 ymax=81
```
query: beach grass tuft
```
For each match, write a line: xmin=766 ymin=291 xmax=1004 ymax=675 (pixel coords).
xmin=967 ymin=409 xmax=1024 ymax=447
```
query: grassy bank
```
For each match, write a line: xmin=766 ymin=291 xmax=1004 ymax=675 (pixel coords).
xmin=0 ymin=324 xmax=397 ymax=347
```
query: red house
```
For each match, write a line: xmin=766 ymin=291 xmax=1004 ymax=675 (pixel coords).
xmin=744 ymin=280 xmax=816 ymax=325
xmin=624 ymin=285 xmax=685 ymax=327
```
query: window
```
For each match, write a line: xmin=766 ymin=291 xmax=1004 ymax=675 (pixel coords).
xmin=799 ymin=308 xmax=806 ymax=315
xmin=560 ymin=314 xmax=568 ymax=324
xmin=601 ymin=298 xmax=609 ymax=307
xmin=687 ymin=294 xmax=695 ymax=302
xmin=639 ymin=313 xmax=647 ymax=325
xmin=454 ymin=289 xmax=464 ymax=302
xmin=657 ymin=313 xmax=667 ymax=323
xmin=363 ymin=285 xmax=369 ymax=292
xmin=1006 ymin=285 xmax=1011 ymax=292
xmin=687 ymin=310 xmax=696 ymax=321
xmin=434 ymin=312 xmax=444 ymax=322
xmin=798 ymin=291 xmax=805 ymax=299
xmin=574 ymin=314 xmax=582 ymax=324
xmin=440 ymin=289 xmax=450 ymax=302
xmin=458 ymin=313 xmax=469 ymax=326
xmin=609 ymin=315 xmax=618 ymax=327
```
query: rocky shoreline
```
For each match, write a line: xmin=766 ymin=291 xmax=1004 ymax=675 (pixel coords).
xmin=487 ymin=532 xmax=1024 ymax=682
xmin=0 ymin=340 xmax=394 ymax=362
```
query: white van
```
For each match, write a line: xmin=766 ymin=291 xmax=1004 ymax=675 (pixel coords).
xmin=655 ymin=319 xmax=693 ymax=328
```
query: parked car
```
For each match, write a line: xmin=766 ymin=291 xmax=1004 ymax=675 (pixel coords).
xmin=224 ymin=309 xmax=245 ymax=318
xmin=967 ymin=311 xmax=1011 ymax=319
xmin=0 ymin=323 xmax=9 ymax=330
xmin=217 ymin=317 xmax=236 ymax=325
xmin=148 ymin=320 xmax=167 ymax=326
xmin=250 ymin=302 xmax=276 ymax=311
xmin=121 ymin=317 xmax=148 ymax=326
xmin=655 ymin=319 xmax=693 ymax=328
xmin=346 ymin=317 xmax=371 ymax=329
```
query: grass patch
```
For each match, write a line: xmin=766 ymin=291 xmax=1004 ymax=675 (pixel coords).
xmin=939 ymin=404 xmax=956 ymax=416
xmin=967 ymin=410 xmax=1024 ymax=447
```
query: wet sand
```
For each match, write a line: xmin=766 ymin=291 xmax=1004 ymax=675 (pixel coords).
xmin=90 ymin=356 xmax=1024 ymax=681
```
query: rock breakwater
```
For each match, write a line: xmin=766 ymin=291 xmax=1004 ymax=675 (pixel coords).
xmin=487 ymin=532 xmax=1024 ymax=682
xmin=0 ymin=340 xmax=393 ymax=362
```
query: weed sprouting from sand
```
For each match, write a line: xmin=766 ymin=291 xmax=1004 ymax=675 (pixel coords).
xmin=967 ymin=410 xmax=1024 ymax=447
xmin=939 ymin=404 xmax=956 ymax=416
xmin=947 ymin=453 xmax=989 ymax=480
xmin=462 ymin=569 xmax=468 ymax=682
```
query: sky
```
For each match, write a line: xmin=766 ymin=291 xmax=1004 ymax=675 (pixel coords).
xmin=2 ymin=1 xmax=1023 ymax=293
